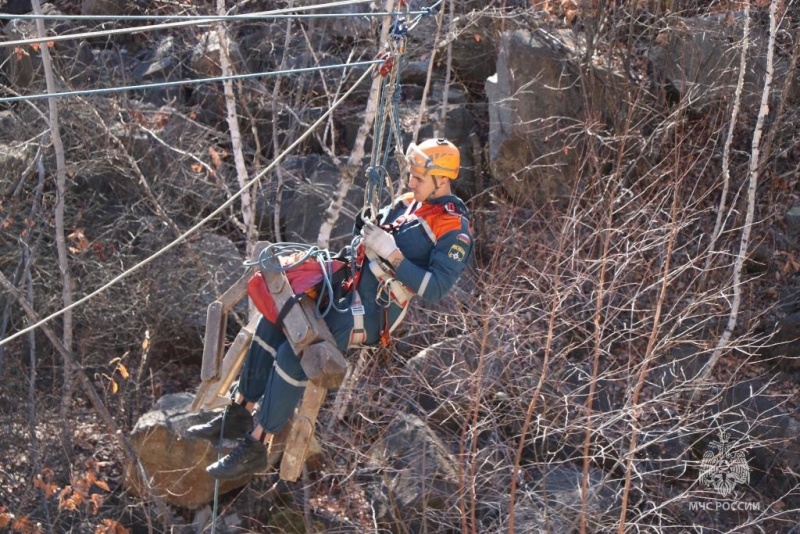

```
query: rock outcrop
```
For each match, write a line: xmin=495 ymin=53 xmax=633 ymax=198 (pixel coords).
xmin=125 ymin=393 xmax=250 ymax=510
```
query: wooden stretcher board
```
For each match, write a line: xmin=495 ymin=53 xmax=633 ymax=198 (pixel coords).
xmin=192 ymin=242 xmax=348 ymax=481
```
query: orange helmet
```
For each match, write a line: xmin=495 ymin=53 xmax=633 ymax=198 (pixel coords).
xmin=405 ymin=138 xmax=460 ymax=180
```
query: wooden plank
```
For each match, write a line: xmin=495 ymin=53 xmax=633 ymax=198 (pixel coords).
xmin=301 ymin=340 xmax=347 ymax=388
xmin=266 ymin=415 xmax=294 ymax=467
xmin=282 ymin=299 xmax=315 ymax=349
xmin=190 ymin=380 xmax=214 ymax=412
xmin=200 ymin=301 xmax=225 ymax=382
xmin=279 ymin=384 xmax=327 ymax=482
xmin=299 ymin=298 xmax=337 ymax=345
xmin=211 ymin=313 xmax=260 ymax=398
xmin=217 ymin=271 xmax=251 ymax=314
xmin=191 ymin=314 xmax=259 ymax=412
xmin=262 ymin=268 xmax=313 ymax=350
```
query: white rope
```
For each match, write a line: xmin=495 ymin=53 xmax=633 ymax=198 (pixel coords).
xmin=0 ymin=60 xmax=380 ymax=103
xmin=0 ymin=10 xmax=425 ymax=21
xmin=0 ymin=65 xmax=374 ymax=349
xmin=0 ymin=0 xmax=375 ymax=48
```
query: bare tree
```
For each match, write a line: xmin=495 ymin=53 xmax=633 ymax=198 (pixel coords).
xmin=316 ymin=0 xmax=397 ymax=249
xmin=216 ymin=0 xmax=257 ymax=258
xmin=32 ymin=0 xmax=74 ymax=454
xmin=695 ymin=0 xmax=779 ymax=390
xmin=705 ymin=0 xmax=750 ymax=267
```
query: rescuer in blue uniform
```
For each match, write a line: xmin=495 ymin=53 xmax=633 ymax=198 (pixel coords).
xmin=188 ymin=138 xmax=474 ymax=480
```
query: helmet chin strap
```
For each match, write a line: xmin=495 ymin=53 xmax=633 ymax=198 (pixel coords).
xmin=425 ymin=176 xmax=444 ymax=202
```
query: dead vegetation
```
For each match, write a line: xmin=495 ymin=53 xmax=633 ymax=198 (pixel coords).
xmin=0 ymin=0 xmax=799 ymax=532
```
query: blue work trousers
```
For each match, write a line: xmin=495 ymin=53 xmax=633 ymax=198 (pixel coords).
xmin=237 ymin=307 xmax=357 ymax=434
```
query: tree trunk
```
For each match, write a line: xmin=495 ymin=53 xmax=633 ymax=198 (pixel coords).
xmin=32 ymin=0 xmax=74 ymax=455
xmin=694 ymin=0 xmax=779 ymax=391
xmin=705 ymin=0 xmax=750 ymax=273
xmin=216 ymin=0 xmax=257 ymax=258
xmin=272 ymin=2 xmax=295 ymax=244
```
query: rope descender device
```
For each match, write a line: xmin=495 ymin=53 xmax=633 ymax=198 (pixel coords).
xmin=373 ymin=51 xmax=395 ymax=78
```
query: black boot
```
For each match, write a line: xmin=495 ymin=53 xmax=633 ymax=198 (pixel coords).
xmin=185 ymin=402 xmax=252 ymax=441
xmin=206 ymin=435 xmax=268 ymax=480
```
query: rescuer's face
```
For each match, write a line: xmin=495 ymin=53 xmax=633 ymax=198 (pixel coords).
xmin=409 ymin=172 xmax=436 ymax=203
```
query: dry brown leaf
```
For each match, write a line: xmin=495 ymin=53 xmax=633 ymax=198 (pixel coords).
xmin=151 ymin=111 xmax=170 ymax=129
xmin=58 ymin=486 xmax=72 ymax=503
xmin=90 ymin=494 xmax=103 ymax=515
xmin=92 ymin=242 xmax=107 ymax=261
xmin=0 ymin=508 xmax=13 ymax=528
xmin=116 ymin=363 xmax=129 ymax=380
xmin=33 ymin=474 xmax=58 ymax=499
xmin=95 ymin=519 xmax=130 ymax=534
xmin=12 ymin=515 xmax=41 ymax=534
xmin=14 ymin=47 xmax=29 ymax=62
xmin=68 ymin=229 xmax=90 ymax=254
xmin=209 ymin=147 xmax=223 ymax=169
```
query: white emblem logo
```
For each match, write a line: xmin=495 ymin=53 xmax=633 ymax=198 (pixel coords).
xmin=699 ymin=431 xmax=749 ymax=497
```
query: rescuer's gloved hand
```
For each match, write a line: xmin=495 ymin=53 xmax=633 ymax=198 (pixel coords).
xmin=362 ymin=220 xmax=399 ymax=260
xmin=353 ymin=206 xmax=374 ymax=234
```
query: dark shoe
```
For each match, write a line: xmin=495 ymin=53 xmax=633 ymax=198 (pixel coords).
xmin=206 ymin=435 xmax=268 ymax=480
xmin=185 ymin=403 xmax=252 ymax=441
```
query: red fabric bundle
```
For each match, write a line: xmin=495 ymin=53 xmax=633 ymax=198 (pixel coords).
xmin=247 ymin=255 xmax=347 ymax=323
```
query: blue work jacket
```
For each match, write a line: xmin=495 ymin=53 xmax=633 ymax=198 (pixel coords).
xmin=356 ymin=193 xmax=473 ymax=343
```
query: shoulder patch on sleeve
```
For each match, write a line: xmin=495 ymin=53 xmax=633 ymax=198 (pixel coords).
xmin=456 ymin=233 xmax=471 ymax=245
xmin=447 ymin=243 xmax=467 ymax=262
xmin=422 ymin=213 xmax=463 ymax=239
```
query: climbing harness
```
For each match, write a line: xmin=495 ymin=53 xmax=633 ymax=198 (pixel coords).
xmin=245 ymin=0 xmax=441 ymax=348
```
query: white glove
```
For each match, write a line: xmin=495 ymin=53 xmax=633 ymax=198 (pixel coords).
xmin=362 ymin=220 xmax=399 ymax=259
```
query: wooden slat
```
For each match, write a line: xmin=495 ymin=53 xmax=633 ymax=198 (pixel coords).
xmin=212 ymin=314 xmax=260 ymax=398
xmin=217 ymin=271 xmax=251 ymax=314
xmin=191 ymin=314 xmax=259 ymax=412
xmin=301 ymin=340 xmax=347 ymax=388
xmin=279 ymin=384 xmax=327 ymax=482
xmin=262 ymin=268 xmax=313 ymax=350
xmin=200 ymin=301 xmax=225 ymax=382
